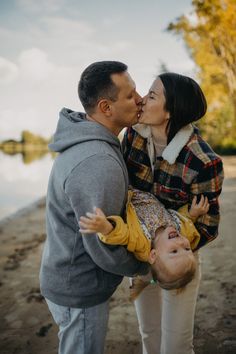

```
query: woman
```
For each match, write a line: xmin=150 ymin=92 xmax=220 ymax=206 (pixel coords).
xmin=122 ymin=73 xmax=224 ymax=354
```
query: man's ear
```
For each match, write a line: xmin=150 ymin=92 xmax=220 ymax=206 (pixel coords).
xmin=98 ymin=99 xmax=112 ymax=116
xmin=148 ymin=249 xmax=157 ymax=264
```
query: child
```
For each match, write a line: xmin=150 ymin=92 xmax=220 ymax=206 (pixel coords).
xmin=79 ymin=189 xmax=209 ymax=296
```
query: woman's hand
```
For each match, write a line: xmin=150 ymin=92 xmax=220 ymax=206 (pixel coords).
xmin=189 ymin=195 xmax=210 ymax=218
xmin=79 ymin=207 xmax=114 ymax=235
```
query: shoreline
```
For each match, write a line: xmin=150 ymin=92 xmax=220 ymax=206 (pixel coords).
xmin=0 ymin=197 xmax=46 ymax=227
xmin=1 ymin=155 xmax=235 ymax=225
xmin=0 ymin=156 xmax=235 ymax=354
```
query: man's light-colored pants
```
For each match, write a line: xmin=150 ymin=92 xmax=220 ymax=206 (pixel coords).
xmin=134 ymin=252 xmax=201 ymax=354
xmin=45 ymin=298 xmax=109 ymax=354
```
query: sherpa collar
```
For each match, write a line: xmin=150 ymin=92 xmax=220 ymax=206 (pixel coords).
xmin=132 ymin=123 xmax=194 ymax=165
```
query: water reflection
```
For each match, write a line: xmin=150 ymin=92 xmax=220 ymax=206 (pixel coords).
xmin=0 ymin=147 xmax=56 ymax=164
xmin=0 ymin=151 xmax=54 ymax=220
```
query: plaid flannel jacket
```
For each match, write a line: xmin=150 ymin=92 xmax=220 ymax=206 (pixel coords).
xmin=122 ymin=125 xmax=224 ymax=249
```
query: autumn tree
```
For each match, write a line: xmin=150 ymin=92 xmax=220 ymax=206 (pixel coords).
xmin=168 ymin=0 xmax=236 ymax=149
xmin=21 ymin=130 xmax=49 ymax=145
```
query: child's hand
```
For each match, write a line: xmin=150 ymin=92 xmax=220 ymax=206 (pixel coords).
xmin=189 ymin=195 xmax=210 ymax=218
xmin=79 ymin=207 xmax=114 ymax=235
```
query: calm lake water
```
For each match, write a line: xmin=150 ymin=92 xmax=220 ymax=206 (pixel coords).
xmin=0 ymin=151 xmax=54 ymax=220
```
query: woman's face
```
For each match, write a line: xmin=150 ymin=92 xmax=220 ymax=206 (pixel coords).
xmin=138 ymin=77 xmax=170 ymax=127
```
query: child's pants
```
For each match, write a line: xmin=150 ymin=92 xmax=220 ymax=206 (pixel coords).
xmin=134 ymin=252 xmax=201 ymax=354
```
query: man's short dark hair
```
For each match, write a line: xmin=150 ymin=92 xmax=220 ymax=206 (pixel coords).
xmin=78 ymin=61 xmax=128 ymax=114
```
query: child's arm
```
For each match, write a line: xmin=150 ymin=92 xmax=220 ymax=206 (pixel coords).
xmin=79 ymin=205 xmax=151 ymax=262
xmin=177 ymin=195 xmax=210 ymax=224
xmin=190 ymin=157 xmax=224 ymax=248
xmin=189 ymin=195 xmax=210 ymax=220
xmin=79 ymin=208 xmax=132 ymax=248
xmin=176 ymin=195 xmax=209 ymax=250
xmin=79 ymin=207 xmax=114 ymax=235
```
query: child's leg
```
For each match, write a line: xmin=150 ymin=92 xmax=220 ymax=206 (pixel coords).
xmin=161 ymin=252 xmax=201 ymax=354
xmin=134 ymin=273 xmax=162 ymax=354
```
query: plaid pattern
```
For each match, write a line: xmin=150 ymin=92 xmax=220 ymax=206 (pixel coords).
xmin=122 ymin=126 xmax=224 ymax=249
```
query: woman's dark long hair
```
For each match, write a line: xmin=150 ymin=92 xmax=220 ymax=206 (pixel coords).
xmin=159 ymin=73 xmax=207 ymax=144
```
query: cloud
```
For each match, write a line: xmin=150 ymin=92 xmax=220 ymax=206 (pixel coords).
xmin=41 ymin=16 xmax=95 ymax=38
xmin=101 ymin=17 xmax=122 ymax=28
xmin=112 ymin=41 xmax=131 ymax=52
xmin=0 ymin=57 xmax=18 ymax=84
xmin=0 ymin=11 xmax=133 ymax=66
xmin=18 ymin=48 xmax=54 ymax=81
xmin=17 ymin=0 xmax=65 ymax=14
xmin=0 ymin=47 xmax=83 ymax=141
xmin=0 ymin=2 xmax=196 ymax=142
xmin=0 ymin=48 xmax=56 ymax=84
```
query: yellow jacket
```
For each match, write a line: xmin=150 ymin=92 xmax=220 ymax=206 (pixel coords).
xmin=98 ymin=191 xmax=200 ymax=262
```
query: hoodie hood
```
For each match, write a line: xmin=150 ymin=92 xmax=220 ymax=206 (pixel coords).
xmin=49 ymin=108 xmax=120 ymax=152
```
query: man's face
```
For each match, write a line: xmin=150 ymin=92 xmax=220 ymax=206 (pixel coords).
xmin=110 ymin=72 xmax=142 ymax=130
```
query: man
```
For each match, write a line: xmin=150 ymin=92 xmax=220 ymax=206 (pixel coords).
xmin=40 ymin=61 xmax=148 ymax=354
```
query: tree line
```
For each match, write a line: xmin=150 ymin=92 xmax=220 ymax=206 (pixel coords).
xmin=168 ymin=0 xmax=236 ymax=153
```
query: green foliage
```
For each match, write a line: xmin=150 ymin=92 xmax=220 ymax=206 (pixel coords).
xmin=168 ymin=0 xmax=236 ymax=148
xmin=21 ymin=130 xmax=49 ymax=145
xmin=0 ymin=130 xmax=51 ymax=164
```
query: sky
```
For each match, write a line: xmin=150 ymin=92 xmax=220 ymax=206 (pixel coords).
xmin=0 ymin=0 xmax=195 ymax=141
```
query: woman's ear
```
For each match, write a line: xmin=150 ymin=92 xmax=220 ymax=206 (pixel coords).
xmin=98 ymin=99 xmax=112 ymax=116
xmin=148 ymin=249 xmax=157 ymax=264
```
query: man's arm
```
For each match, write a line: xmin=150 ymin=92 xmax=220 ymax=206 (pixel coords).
xmin=64 ymin=153 xmax=148 ymax=276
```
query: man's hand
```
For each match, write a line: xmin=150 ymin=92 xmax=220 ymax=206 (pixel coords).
xmin=79 ymin=207 xmax=114 ymax=235
xmin=189 ymin=195 xmax=210 ymax=219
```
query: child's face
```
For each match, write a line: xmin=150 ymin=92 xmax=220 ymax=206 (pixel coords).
xmin=149 ymin=226 xmax=195 ymax=278
xmin=155 ymin=226 xmax=191 ymax=254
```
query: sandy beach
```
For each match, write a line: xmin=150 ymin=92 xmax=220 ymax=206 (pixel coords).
xmin=0 ymin=156 xmax=235 ymax=354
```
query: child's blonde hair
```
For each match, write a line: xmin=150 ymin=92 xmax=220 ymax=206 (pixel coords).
xmin=130 ymin=255 xmax=196 ymax=301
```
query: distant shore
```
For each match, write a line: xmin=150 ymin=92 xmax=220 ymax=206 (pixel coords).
xmin=0 ymin=156 xmax=235 ymax=354
xmin=0 ymin=130 xmax=52 ymax=164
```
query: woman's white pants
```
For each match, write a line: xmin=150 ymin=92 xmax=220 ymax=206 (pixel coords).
xmin=134 ymin=252 xmax=201 ymax=354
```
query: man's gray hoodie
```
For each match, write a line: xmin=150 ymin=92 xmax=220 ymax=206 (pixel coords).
xmin=40 ymin=108 xmax=148 ymax=308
